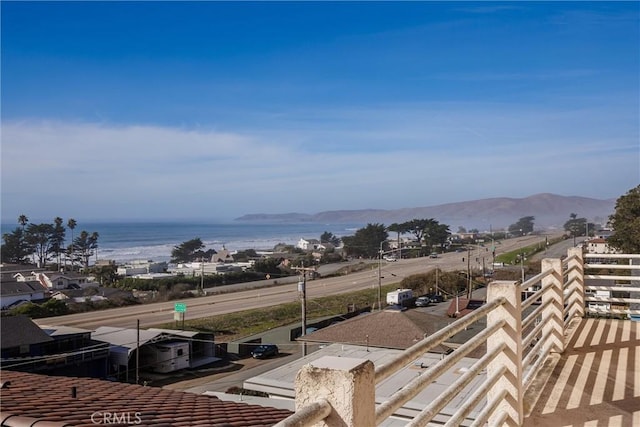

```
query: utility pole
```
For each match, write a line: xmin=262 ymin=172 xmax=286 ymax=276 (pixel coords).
xmin=200 ymin=261 xmax=204 ymax=295
xmin=136 ymin=319 xmax=140 ymax=385
xmin=378 ymin=242 xmax=383 ymax=311
xmin=466 ymin=247 xmax=472 ymax=299
xmin=293 ymin=263 xmax=315 ymax=357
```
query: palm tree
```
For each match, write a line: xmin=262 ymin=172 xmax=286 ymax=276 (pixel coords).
xmin=17 ymin=214 xmax=29 ymax=262
xmin=18 ymin=214 xmax=29 ymax=231
xmin=90 ymin=231 xmax=99 ymax=264
xmin=67 ymin=218 xmax=77 ymax=270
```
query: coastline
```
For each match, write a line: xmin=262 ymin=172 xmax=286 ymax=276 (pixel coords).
xmin=28 ymin=221 xmax=365 ymax=264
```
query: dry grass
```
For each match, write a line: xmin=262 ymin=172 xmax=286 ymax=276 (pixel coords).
xmin=156 ymin=283 xmax=397 ymax=342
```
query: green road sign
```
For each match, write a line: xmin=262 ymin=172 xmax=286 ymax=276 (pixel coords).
xmin=174 ymin=302 xmax=187 ymax=313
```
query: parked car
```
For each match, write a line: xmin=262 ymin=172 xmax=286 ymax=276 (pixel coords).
xmin=251 ymin=344 xmax=279 ymax=359
xmin=429 ymin=253 xmax=439 ymax=258
xmin=426 ymin=294 xmax=444 ymax=303
xmin=415 ymin=296 xmax=431 ymax=307
xmin=383 ymin=255 xmax=397 ymax=262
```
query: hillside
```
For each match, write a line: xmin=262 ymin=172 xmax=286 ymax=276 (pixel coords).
xmin=235 ymin=193 xmax=616 ymax=231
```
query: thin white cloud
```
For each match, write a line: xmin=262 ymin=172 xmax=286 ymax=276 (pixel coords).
xmin=2 ymin=99 xmax=637 ymax=221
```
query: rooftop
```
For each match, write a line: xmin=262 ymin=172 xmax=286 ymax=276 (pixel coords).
xmin=244 ymin=343 xmax=484 ymax=424
xmin=1 ymin=316 xmax=53 ymax=349
xmin=0 ymin=370 xmax=292 ymax=427
xmin=298 ymin=309 xmax=453 ymax=351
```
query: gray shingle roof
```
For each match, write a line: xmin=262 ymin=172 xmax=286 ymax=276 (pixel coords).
xmin=0 ymin=281 xmax=46 ymax=297
xmin=1 ymin=316 xmax=54 ymax=349
xmin=298 ymin=309 xmax=453 ymax=350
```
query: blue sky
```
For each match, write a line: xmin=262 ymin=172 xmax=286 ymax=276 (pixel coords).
xmin=2 ymin=1 xmax=638 ymax=222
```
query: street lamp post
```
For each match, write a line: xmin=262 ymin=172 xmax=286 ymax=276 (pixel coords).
xmin=517 ymin=253 xmax=526 ymax=283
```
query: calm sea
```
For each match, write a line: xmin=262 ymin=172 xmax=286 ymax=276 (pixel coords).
xmin=1 ymin=221 xmax=363 ymax=264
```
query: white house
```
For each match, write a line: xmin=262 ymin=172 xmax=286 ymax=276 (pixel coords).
xmin=297 ymin=238 xmax=321 ymax=251
xmin=117 ymin=260 xmax=168 ymax=277
xmin=168 ymin=260 xmax=250 ymax=277
xmin=585 ymin=238 xmax=618 ymax=254
xmin=29 ymin=271 xmax=99 ymax=290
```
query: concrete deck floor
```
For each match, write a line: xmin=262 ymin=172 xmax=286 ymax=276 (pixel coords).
xmin=524 ymin=318 xmax=640 ymax=427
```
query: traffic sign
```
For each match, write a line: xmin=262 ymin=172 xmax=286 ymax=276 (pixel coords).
xmin=174 ymin=302 xmax=187 ymax=313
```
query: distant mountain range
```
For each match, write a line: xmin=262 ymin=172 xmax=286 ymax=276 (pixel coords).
xmin=235 ymin=193 xmax=616 ymax=231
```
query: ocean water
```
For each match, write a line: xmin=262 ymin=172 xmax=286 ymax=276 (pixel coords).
xmin=1 ymin=221 xmax=363 ymax=264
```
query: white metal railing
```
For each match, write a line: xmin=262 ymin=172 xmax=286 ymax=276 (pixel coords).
xmin=274 ymin=248 xmax=638 ymax=427
xmin=583 ymin=253 xmax=640 ymax=316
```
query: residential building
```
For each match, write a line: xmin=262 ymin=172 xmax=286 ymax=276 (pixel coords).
xmin=0 ymin=280 xmax=46 ymax=309
xmin=117 ymin=260 xmax=168 ymax=276
xmin=1 ymin=316 xmax=109 ymax=378
xmin=295 ymin=307 xmax=474 ymax=354
xmin=211 ymin=248 xmax=234 ymax=263
xmin=1 ymin=316 xmax=54 ymax=359
xmin=23 ymin=271 xmax=99 ymax=290
xmin=169 ymin=261 xmax=247 ymax=277
xmin=296 ymin=238 xmax=321 ymax=251
xmin=585 ymin=237 xmax=618 ymax=254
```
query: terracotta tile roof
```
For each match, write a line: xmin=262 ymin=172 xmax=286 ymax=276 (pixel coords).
xmin=0 ymin=371 xmax=292 ymax=426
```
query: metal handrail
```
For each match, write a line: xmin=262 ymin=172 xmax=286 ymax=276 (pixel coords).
xmin=374 ymin=297 xmax=506 ymax=384
xmin=375 ymin=320 xmax=505 ymax=424
xmin=585 ymin=253 xmax=640 ymax=259
xmin=446 ymin=367 xmax=508 ymax=427
xmin=273 ymin=250 xmax=637 ymax=427
xmin=407 ymin=343 xmax=506 ymax=427
xmin=273 ymin=399 xmax=332 ymax=427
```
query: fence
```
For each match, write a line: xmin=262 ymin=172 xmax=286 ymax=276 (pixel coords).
xmin=274 ymin=248 xmax=639 ymax=427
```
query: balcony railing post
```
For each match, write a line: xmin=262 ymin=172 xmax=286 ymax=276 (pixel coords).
xmin=294 ymin=356 xmax=375 ymax=427
xmin=486 ymin=280 xmax=523 ymax=426
xmin=567 ymin=247 xmax=584 ymax=318
xmin=542 ymin=257 xmax=565 ymax=352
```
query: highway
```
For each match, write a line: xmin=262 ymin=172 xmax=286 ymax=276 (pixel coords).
xmin=34 ymin=234 xmax=552 ymax=330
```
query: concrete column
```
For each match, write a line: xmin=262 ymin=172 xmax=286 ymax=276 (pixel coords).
xmin=487 ymin=281 xmax=523 ymax=427
xmin=294 ymin=356 xmax=375 ymax=427
xmin=567 ymin=247 xmax=584 ymax=318
xmin=541 ymin=258 xmax=565 ymax=353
